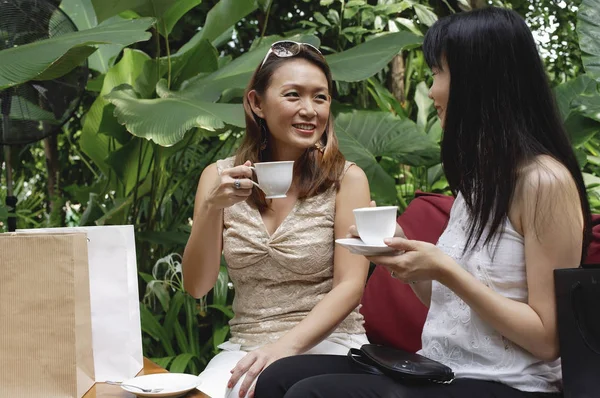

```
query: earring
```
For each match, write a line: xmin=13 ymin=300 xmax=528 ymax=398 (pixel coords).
xmin=259 ymin=119 xmax=268 ymax=151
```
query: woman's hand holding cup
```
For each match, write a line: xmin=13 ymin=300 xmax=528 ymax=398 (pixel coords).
xmin=207 ymin=161 xmax=255 ymax=209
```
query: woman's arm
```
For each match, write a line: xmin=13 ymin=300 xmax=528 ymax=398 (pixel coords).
xmin=182 ymin=162 xmax=254 ymax=298
xmin=229 ymin=165 xmax=371 ymax=398
xmin=441 ymin=160 xmax=583 ymax=361
xmin=370 ymin=159 xmax=583 ymax=361
xmin=408 ymin=280 xmax=432 ymax=308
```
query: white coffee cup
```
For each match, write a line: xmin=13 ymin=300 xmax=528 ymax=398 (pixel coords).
xmin=249 ymin=161 xmax=294 ymax=199
xmin=353 ymin=206 xmax=398 ymax=246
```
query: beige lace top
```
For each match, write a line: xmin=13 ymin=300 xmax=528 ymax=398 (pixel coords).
xmin=216 ymin=157 xmax=365 ymax=350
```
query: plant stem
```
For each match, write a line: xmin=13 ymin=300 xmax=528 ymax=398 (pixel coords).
xmin=67 ymin=133 xmax=99 ymax=179
xmin=130 ymin=139 xmax=146 ymax=223
xmin=164 ymin=29 xmax=172 ymax=89
xmin=255 ymin=0 xmax=274 ymax=47
xmin=155 ymin=133 xmax=194 ymax=224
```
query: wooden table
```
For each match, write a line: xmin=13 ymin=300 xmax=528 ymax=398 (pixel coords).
xmin=83 ymin=358 xmax=210 ymax=398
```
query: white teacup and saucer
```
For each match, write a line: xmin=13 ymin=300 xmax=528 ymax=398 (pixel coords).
xmin=336 ymin=206 xmax=398 ymax=256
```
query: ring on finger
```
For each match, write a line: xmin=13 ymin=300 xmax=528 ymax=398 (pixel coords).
xmin=234 ymin=179 xmax=241 ymax=189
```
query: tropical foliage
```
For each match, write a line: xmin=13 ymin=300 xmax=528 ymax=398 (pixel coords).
xmin=1 ymin=0 xmax=599 ymax=372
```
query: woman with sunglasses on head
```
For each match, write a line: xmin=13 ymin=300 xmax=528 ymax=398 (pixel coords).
xmin=254 ymin=7 xmax=591 ymax=398
xmin=182 ymin=41 xmax=372 ymax=398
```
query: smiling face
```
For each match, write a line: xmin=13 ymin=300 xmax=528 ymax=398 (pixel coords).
xmin=247 ymin=58 xmax=331 ymax=160
xmin=429 ymin=58 xmax=450 ymax=129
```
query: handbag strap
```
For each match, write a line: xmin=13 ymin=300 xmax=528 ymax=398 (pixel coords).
xmin=347 ymin=348 xmax=385 ymax=376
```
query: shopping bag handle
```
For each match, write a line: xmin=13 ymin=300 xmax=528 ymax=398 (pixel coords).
xmin=571 ymin=281 xmax=600 ymax=355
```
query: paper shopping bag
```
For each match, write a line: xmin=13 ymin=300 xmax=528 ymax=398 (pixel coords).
xmin=0 ymin=232 xmax=95 ymax=398
xmin=19 ymin=225 xmax=144 ymax=382
xmin=555 ymin=265 xmax=600 ymax=398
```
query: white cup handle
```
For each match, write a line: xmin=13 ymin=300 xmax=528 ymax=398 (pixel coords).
xmin=245 ymin=169 xmax=266 ymax=193
xmin=248 ymin=179 xmax=264 ymax=192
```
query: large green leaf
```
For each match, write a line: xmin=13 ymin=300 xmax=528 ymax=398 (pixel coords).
xmin=105 ymin=83 xmax=245 ymax=146
xmin=413 ymin=4 xmax=438 ymax=27
xmin=81 ymin=49 xmax=156 ymax=176
xmin=553 ymin=74 xmax=600 ymax=146
xmin=163 ymin=291 xmax=185 ymax=341
xmin=3 ymin=96 xmax=58 ymax=123
xmin=140 ymin=303 xmax=176 ymax=356
xmin=178 ymin=34 xmax=320 ymax=101
xmin=0 ymin=18 xmax=154 ymax=89
xmin=574 ymin=91 xmax=600 ymax=123
xmin=177 ymin=0 xmax=257 ymax=53
xmin=167 ymin=39 xmax=219 ymax=89
xmin=326 ymin=32 xmax=422 ymax=82
xmin=136 ymin=231 xmax=190 ymax=246
xmin=212 ymin=264 xmax=230 ymax=308
xmin=212 ymin=324 xmax=230 ymax=351
xmin=91 ymin=0 xmax=202 ymax=37
xmin=105 ymin=138 xmax=155 ymax=195
xmin=335 ymin=111 xmax=440 ymax=204
xmin=157 ymin=0 xmax=203 ymax=37
xmin=60 ymin=0 xmax=125 ymax=73
xmin=578 ymin=0 xmax=600 ymax=80
xmin=34 ymin=46 xmax=98 ymax=81
xmin=554 ymin=74 xmax=598 ymax=120
xmin=169 ymin=353 xmax=196 ymax=373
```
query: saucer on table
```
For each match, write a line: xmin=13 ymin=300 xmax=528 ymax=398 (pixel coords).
xmin=119 ymin=373 xmax=201 ymax=398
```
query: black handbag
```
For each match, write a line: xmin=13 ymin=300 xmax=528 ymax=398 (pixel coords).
xmin=555 ymin=265 xmax=600 ymax=398
xmin=347 ymin=344 xmax=454 ymax=384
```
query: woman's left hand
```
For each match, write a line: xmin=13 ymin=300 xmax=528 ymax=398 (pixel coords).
xmin=228 ymin=342 xmax=297 ymax=398
xmin=366 ymin=237 xmax=454 ymax=283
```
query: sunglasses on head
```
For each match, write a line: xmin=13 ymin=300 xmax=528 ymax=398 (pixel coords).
xmin=259 ymin=40 xmax=323 ymax=70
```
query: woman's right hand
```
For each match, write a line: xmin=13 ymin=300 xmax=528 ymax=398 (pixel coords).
xmin=346 ymin=200 xmax=406 ymax=239
xmin=206 ymin=160 xmax=255 ymax=210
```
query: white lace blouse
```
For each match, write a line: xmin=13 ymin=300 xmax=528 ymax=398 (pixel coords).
xmin=419 ymin=194 xmax=562 ymax=393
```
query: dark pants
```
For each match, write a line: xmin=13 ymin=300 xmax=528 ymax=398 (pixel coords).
xmin=254 ymin=355 xmax=562 ymax=398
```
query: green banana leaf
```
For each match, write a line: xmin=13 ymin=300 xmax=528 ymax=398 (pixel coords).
xmin=177 ymin=0 xmax=258 ymax=54
xmin=554 ymin=74 xmax=600 ymax=147
xmin=326 ymin=31 xmax=423 ymax=82
xmin=105 ymin=83 xmax=245 ymax=146
xmin=91 ymin=0 xmax=202 ymax=37
xmin=60 ymin=0 xmax=126 ymax=73
xmin=80 ymin=49 xmax=157 ymax=177
xmin=2 ymin=96 xmax=58 ymax=123
xmin=335 ymin=110 xmax=440 ymax=204
xmin=574 ymin=90 xmax=600 ymax=124
xmin=578 ymin=0 xmax=600 ymax=80
xmin=0 ymin=18 xmax=154 ymax=89
xmin=178 ymin=34 xmax=320 ymax=102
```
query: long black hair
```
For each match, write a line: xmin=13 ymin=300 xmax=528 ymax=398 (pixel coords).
xmin=423 ymin=7 xmax=591 ymax=260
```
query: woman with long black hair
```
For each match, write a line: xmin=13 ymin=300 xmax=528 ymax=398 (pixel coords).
xmin=254 ymin=7 xmax=591 ymax=398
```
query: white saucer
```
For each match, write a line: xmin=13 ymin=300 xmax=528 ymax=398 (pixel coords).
xmin=119 ymin=373 xmax=201 ymax=398
xmin=265 ymin=194 xmax=287 ymax=199
xmin=335 ymin=238 xmax=396 ymax=256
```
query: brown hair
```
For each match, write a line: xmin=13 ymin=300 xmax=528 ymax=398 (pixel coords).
xmin=236 ymin=45 xmax=346 ymax=213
